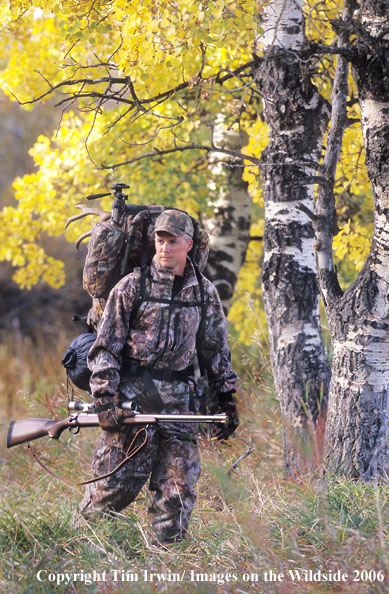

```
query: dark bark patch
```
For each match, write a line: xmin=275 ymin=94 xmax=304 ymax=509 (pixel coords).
xmin=328 ymin=263 xmax=380 ymax=339
xmin=284 ymin=25 xmax=301 ymax=35
xmin=352 ymin=53 xmax=389 ymax=102
xmin=262 ymin=253 xmax=320 ymax=315
xmin=206 ymin=258 xmax=237 ymax=287
xmin=208 ymin=205 xmax=251 ymax=235
xmin=264 ymin=221 xmax=315 ymax=253
xmin=376 ymin=204 xmax=389 ymax=218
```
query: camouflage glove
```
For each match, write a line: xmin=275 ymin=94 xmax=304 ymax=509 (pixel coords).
xmin=210 ymin=392 xmax=239 ymax=440
xmin=94 ymin=395 xmax=124 ymax=431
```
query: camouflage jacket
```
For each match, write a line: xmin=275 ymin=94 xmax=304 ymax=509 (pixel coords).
xmin=88 ymin=256 xmax=237 ymax=400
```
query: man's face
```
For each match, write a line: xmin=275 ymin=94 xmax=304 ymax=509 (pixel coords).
xmin=155 ymin=231 xmax=193 ymax=275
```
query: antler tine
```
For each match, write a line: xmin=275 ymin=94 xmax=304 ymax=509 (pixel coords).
xmin=65 ymin=204 xmax=111 ymax=230
xmin=76 ymin=231 xmax=92 ymax=252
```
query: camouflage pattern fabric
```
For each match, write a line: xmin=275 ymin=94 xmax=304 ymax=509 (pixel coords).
xmin=83 ymin=209 xmax=210 ymax=332
xmin=87 ymin=256 xmax=236 ymax=398
xmin=80 ymin=255 xmax=237 ymax=542
xmin=153 ymin=209 xmax=194 ymax=237
xmin=78 ymin=400 xmax=200 ymax=543
xmin=86 ymin=297 xmax=106 ymax=333
xmin=83 ymin=221 xmax=128 ymax=301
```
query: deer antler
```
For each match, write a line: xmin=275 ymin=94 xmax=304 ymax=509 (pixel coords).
xmin=75 ymin=231 xmax=93 ymax=251
xmin=65 ymin=204 xmax=111 ymax=230
xmin=65 ymin=204 xmax=111 ymax=251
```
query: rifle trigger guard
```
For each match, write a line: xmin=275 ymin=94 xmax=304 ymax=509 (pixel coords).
xmin=69 ymin=425 xmax=80 ymax=435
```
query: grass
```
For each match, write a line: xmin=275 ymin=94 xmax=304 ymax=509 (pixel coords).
xmin=0 ymin=331 xmax=387 ymax=594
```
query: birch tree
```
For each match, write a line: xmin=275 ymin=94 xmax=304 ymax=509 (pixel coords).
xmin=312 ymin=0 xmax=389 ymax=479
xmin=254 ymin=0 xmax=331 ymax=474
xmin=205 ymin=125 xmax=252 ymax=311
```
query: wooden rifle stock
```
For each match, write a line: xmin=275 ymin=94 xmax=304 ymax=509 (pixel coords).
xmin=7 ymin=411 xmax=228 ymax=448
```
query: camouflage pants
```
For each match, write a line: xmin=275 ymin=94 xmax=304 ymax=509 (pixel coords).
xmin=78 ymin=422 xmax=201 ymax=543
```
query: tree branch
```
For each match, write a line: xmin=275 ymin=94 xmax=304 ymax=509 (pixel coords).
xmin=306 ymin=41 xmax=356 ymax=60
xmin=99 ymin=143 xmax=260 ymax=170
xmin=313 ymin=3 xmax=357 ymax=305
xmin=10 ymin=60 xmax=257 ymax=110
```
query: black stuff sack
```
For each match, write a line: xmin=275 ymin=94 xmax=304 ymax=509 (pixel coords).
xmin=62 ymin=333 xmax=97 ymax=391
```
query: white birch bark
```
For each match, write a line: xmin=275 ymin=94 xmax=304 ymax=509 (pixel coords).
xmin=256 ymin=0 xmax=331 ymax=474
xmin=323 ymin=0 xmax=389 ymax=478
xmin=204 ymin=125 xmax=251 ymax=311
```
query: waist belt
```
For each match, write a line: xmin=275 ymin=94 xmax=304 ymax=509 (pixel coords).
xmin=121 ymin=361 xmax=195 ymax=413
xmin=122 ymin=360 xmax=194 ymax=383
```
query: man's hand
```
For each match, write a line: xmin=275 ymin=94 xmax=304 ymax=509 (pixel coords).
xmin=94 ymin=395 xmax=124 ymax=431
xmin=210 ymin=392 xmax=239 ymax=440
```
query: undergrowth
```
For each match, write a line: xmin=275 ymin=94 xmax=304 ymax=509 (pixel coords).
xmin=0 ymin=331 xmax=387 ymax=593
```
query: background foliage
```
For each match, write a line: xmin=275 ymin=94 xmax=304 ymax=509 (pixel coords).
xmin=0 ymin=0 xmax=372 ymax=344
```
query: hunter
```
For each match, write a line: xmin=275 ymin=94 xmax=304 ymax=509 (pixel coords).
xmin=78 ymin=209 xmax=239 ymax=544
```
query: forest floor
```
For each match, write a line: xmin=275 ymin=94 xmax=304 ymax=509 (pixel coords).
xmin=0 ymin=324 xmax=387 ymax=594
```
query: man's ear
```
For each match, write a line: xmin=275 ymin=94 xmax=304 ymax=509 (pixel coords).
xmin=187 ymin=238 xmax=194 ymax=253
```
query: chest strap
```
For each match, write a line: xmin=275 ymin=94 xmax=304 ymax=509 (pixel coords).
xmin=122 ymin=360 xmax=194 ymax=382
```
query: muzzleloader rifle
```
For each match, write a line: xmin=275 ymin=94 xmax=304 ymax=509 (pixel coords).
xmin=7 ymin=400 xmax=228 ymax=448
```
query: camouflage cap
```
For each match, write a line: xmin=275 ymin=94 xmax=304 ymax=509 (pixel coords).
xmin=153 ymin=210 xmax=194 ymax=238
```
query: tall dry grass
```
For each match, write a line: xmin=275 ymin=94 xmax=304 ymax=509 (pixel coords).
xmin=0 ymin=328 xmax=387 ymax=594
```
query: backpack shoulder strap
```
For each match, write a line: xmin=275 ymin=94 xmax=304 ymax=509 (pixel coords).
xmin=128 ymin=265 xmax=148 ymax=329
xmin=127 ymin=211 xmax=151 ymax=327
xmin=193 ymin=265 xmax=206 ymax=377
xmin=127 ymin=261 xmax=207 ymax=378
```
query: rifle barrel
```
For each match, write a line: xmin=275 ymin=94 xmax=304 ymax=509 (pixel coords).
xmin=7 ymin=412 xmax=227 ymax=448
xmin=128 ymin=412 xmax=227 ymax=423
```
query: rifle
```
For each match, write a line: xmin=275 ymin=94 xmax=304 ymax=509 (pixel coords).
xmin=7 ymin=401 xmax=227 ymax=448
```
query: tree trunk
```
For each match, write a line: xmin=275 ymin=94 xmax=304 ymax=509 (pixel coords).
xmin=255 ymin=0 xmax=331 ymax=475
xmin=323 ymin=0 xmax=389 ymax=479
xmin=204 ymin=125 xmax=251 ymax=311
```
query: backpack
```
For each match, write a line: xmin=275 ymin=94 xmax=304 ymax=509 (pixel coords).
xmin=72 ymin=184 xmax=210 ymax=331
xmin=63 ymin=184 xmax=210 ymax=394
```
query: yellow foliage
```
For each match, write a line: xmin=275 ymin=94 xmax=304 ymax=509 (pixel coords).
xmin=303 ymin=0 xmax=341 ymax=46
xmin=0 ymin=0 xmax=256 ymax=106
xmin=228 ymin=218 xmax=266 ymax=346
xmin=331 ymin=102 xmax=372 ymax=276
xmin=333 ymin=219 xmax=372 ymax=277
xmin=0 ymin=0 xmax=377 ymax=349
xmin=335 ymin=123 xmax=370 ymax=197
xmin=242 ymin=118 xmax=268 ymax=206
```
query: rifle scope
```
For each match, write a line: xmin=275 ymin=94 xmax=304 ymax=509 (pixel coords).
xmin=68 ymin=400 xmax=138 ymax=413
xmin=68 ymin=401 xmax=94 ymax=413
